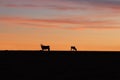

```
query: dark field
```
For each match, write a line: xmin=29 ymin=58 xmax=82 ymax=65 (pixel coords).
xmin=0 ymin=51 xmax=120 ymax=80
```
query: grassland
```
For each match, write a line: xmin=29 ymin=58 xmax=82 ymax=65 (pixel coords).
xmin=0 ymin=51 xmax=120 ymax=80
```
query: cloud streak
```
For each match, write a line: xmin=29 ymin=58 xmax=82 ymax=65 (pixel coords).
xmin=0 ymin=16 xmax=120 ymax=30
xmin=0 ymin=0 xmax=120 ymax=30
xmin=1 ymin=0 xmax=120 ymax=12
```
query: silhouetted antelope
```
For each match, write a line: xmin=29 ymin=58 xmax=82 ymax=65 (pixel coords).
xmin=71 ymin=46 xmax=77 ymax=51
xmin=41 ymin=44 xmax=50 ymax=51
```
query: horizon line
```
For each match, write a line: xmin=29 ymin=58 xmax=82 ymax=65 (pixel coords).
xmin=0 ymin=50 xmax=120 ymax=52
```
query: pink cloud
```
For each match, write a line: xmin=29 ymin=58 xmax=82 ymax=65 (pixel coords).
xmin=0 ymin=16 xmax=120 ymax=30
xmin=1 ymin=0 xmax=120 ymax=12
xmin=5 ymin=4 xmax=40 ymax=8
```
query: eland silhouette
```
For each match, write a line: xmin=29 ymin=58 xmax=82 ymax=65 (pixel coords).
xmin=41 ymin=44 xmax=50 ymax=51
xmin=71 ymin=46 xmax=77 ymax=51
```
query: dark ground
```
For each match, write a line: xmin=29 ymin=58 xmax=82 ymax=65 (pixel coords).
xmin=0 ymin=51 xmax=120 ymax=80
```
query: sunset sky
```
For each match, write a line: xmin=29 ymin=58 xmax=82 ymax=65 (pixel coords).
xmin=0 ymin=0 xmax=120 ymax=51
